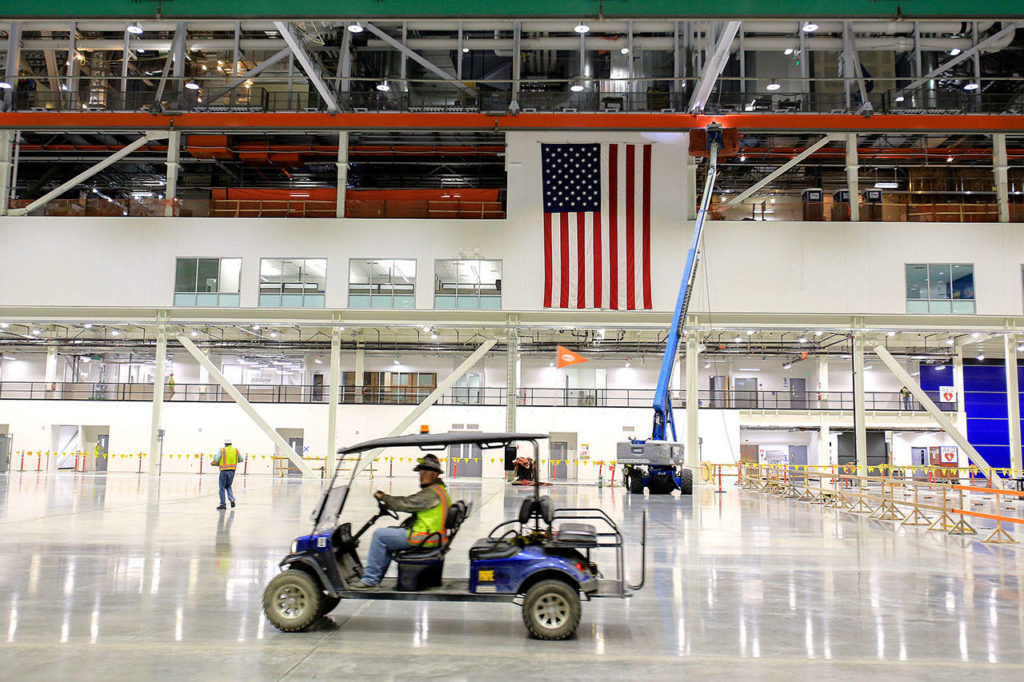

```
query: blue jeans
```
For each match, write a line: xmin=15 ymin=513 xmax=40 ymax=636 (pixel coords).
xmin=218 ymin=469 xmax=236 ymax=505
xmin=361 ymin=526 xmax=412 ymax=585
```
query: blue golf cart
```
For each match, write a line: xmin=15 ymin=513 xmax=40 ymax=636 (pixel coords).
xmin=262 ymin=432 xmax=646 ymax=640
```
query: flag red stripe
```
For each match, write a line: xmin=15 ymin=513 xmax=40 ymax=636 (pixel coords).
xmin=625 ymin=144 xmax=636 ymax=310
xmin=559 ymin=213 xmax=570 ymax=308
xmin=592 ymin=211 xmax=602 ymax=309
xmin=543 ymin=212 xmax=552 ymax=308
xmin=608 ymin=145 xmax=618 ymax=310
xmin=642 ymin=144 xmax=652 ymax=309
xmin=576 ymin=213 xmax=586 ymax=308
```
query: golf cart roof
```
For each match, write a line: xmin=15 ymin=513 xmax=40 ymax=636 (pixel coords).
xmin=337 ymin=431 xmax=547 ymax=455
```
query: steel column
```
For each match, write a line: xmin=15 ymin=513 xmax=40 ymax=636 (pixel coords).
xmin=853 ymin=333 xmax=867 ymax=476
xmin=148 ymin=325 xmax=166 ymax=475
xmin=846 ymin=133 xmax=860 ymax=221
xmin=511 ymin=21 xmax=521 ymax=111
xmin=1006 ymin=334 xmax=1022 ymax=475
xmin=336 ymin=130 xmax=348 ymax=218
xmin=176 ymin=334 xmax=315 ymax=477
xmin=164 ymin=129 xmax=180 ymax=216
xmin=326 ymin=325 xmax=341 ymax=477
xmin=994 ymin=132 xmax=1009 ymax=223
xmin=953 ymin=344 xmax=966 ymax=432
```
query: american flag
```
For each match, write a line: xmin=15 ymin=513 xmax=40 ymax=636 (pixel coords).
xmin=541 ymin=142 xmax=652 ymax=310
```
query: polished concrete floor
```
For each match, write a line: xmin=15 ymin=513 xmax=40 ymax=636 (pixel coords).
xmin=2 ymin=471 xmax=1024 ymax=680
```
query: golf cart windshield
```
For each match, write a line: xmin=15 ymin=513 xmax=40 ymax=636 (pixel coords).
xmin=310 ymin=432 xmax=548 ymax=533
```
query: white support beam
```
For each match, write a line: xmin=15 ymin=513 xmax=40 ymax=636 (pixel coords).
xmin=206 ymin=47 xmax=291 ymax=104
xmin=148 ymin=326 xmax=166 ymax=475
xmin=685 ymin=331 xmax=700 ymax=473
xmin=335 ymin=130 xmax=348 ymax=219
xmin=326 ymin=325 xmax=342 ymax=477
xmin=505 ymin=327 xmax=519 ymax=431
xmin=352 ymin=339 xmax=497 ymax=476
xmin=819 ymin=415 xmax=831 ymax=465
xmin=853 ymin=333 xmax=867 ymax=476
xmin=337 ymin=27 xmax=352 ymax=95
xmin=875 ymin=345 xmax=1001 ymax=483
xmin=994 ymin=133 xmax=1010 ymax=224
xmin=164 ymin=130 xmax=180 ymax=217
xmin=0 ymin=129 xmax=14 ymax=216
xmin=725 ymin=134 xmax=837 ymax=207
xmin=9 ymin=132 xmax=170 ymax=216
xmin=274 ymin=21 xmax=340 ymax=112
xmin=354 ymin=340 xmax=365 ymax=403
xmin=2 ymin=22 xmax=21 ymax=110
xmin=362 ymin=22 xmax=476 ymax=96
xmin=895 ymin=22 xmax=1021 ymax=100
xmin=843 ymin=22 xmax=872 ymax=114
xmin=176 ymin=334 xmax=316 ymax=477
xmin=687 ymin=20 xmax=741 ymax=113
xmin=1005 ymin=334 xmax=1022 ymax=475
xmin=846 ymin=133 xmax=860 ymax=222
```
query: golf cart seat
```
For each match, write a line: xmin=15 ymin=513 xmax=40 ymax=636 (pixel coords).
xmin=393 ymin=500 xmax=471 ymax=591
xmin=552 ymin=522 xmax=598 ymax=546
xmin=517 ymin=496 xmax=597 ymax=545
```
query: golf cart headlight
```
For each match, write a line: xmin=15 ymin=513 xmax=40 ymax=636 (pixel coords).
xmin=290 ymin=540 xmax=298 ymax=554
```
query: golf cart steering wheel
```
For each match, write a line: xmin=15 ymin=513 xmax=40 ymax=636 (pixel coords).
xmin=377 ymin=496 xmax=399 ymax=520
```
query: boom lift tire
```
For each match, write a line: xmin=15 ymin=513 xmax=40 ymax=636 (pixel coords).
xmin=647 ymin=472 xmax=677 ymax=495
xmin=628 ymin=471 xmax=644 ymax=494
xmin=263 ymin=569 xmax=322 ymax=632
xmin=522 ymin=579 xmax=581 ymax=640
xmin=679 ymin=468 xmax=693 ymax=496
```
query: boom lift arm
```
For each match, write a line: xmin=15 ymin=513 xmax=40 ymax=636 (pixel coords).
xmin=651 ymin=125 xmax=724 ymax=442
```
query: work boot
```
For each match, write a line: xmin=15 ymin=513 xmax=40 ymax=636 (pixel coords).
xmin=347 ymin=579 xmax=379 ymax=591
xmin=230 ymin=500 xmax=236 ymax=508
xmin=216 ymin=504 xmax=226 ymax=510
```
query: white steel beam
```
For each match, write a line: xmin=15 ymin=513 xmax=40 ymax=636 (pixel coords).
xmin=164 ymin=130 xmax=180 ymax=217
xmin=362 ymin=22 xmax=477 ymax=96
xmin=9 ymin=131 xmax=169 ymax=216
xmin=176 ymin=334 xmax=316 ymax=477
xmin=506 ymin=327 xmax=518 ymax=431
xmin=205 ymin=47 xmax=291 ymax=104
xmin=895 ymin=22 xmax=1021 ymax=100
xmin=352 ymin=338 xmax=497 ymax=476
xmin=326 ymin=325 xmax=342 ymax=477
xmin=875 ymin=345 xmax=1001 ymax=483
xmin=846 ymin=133 xmax=860 ymax=221
xmin=994 ymin=133 xmax=1010 ymax=223
xmin=688 ymin=20 xmax=741 ymax=113
xmin=853 ymin=333 xmax=867 ymax=475
xmin=148 ymin=325 xmax=166 ymax=475
xmin=725 ymin=134 xmax=838 ymax=207
xmin=273 ymin=21 xmax=340 ymax=112
xmin=843 ymin=23 xmax=872 ymax=114
xmin=0 ymin=129 xmax=14 ymax=216
xmin=335 ymin=130 xmax=348 ymax=218
xmin=1005 ymin=334 xmax=1022 ymax=475
xmin=3 ymin=22 xmax=22 ymax=110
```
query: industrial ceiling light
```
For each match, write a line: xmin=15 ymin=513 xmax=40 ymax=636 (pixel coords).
xmin=376 ymin=80 xmax=391 ymax=92
xmin=977 ymin=354 xmax=985 ymax=361
xmin=798 ymin=336 xmax=808 ymax=343
xmin=814 ymin=331 xmax=823 ymax=336
xmin=346 ymin=22 xmax=364 ymax=33
xmin=31 ymin=328 xmax=41 ymax=335
xmin=949 ymin=48 xmax=962 ymax=56
xmin=431 ymin=333 xmax=438 ymax=340
xmin=894 ymin=95 xmax=905 ymax=103
xmin=945 ymin=337 xmax=955 ymax=345
xmin=269 ymin=331 xmax=279 ymax=339
xmin=422 ymin=325 xmax=432 ymax=332
xmin=620 ymin=47 xmax=630 ymax=55
xmin=782 ymin=362 xmax=793 ymax=370
xmin=747 ymin=330 xmax=755 ymax=336
xmin=874 ymin=181 xmax=899 ymax=189
xmin=733 ymin=335 xmax=742 ymax=343
xmin=574 ymin=22 xmax=590 ymax=34
xmin=0 ymin=81 xmax=12 ymax=90
xmin=570 ymin=81 xmax=585 ymax=92
xmin=887 ymin=331 xmax=896 ymax=337
xmin=111 ymin=329 xmax=121 ymax=336
xmin=962 ymin=82 xmax=980 ymax=91
xmin=394 ymin=358 xmax=401 ymax=365
xmin=946 ymin=156 xmax=954 ymax=163
xmin=1017 ymin=344 xmax=1024 ymax=352
xmin=802 ymin=22 xmax=819 ymax=33
xmin=190 ymin=330 xmax=199 ymax=337
xmin=252 ymin=324 xmax=260 ymax=330
xmin=784 ymin=48 xmax=794 ymax=55
xmin=462 ymin=47 xmax=470 ymax=53
xmin=704 ymin=362 xmax=711 ymax=369
xmin=126 ymin=22 xmax=144 ymax=35
xmin=184 ymin=80 xmax=200 ymax=90
xmin=83 ymin=323 xmax=93 ymax=329
xmin=765 ymin=80 xmax=781 ymax=91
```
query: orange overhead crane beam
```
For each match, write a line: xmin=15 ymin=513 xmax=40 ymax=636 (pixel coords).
xmin=2 ymin=112 xmax=1024 ymax=134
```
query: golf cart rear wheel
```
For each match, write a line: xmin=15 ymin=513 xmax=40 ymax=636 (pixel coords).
xmin=628 ymin=471 xmax=644 ymax=494
xmin=522 ymin=579 xmax=581 ymax=640
xmin=263 ymin=569 xmax=322 ymax=632
xmin=679 ymin=468 xmax=694 ymax=496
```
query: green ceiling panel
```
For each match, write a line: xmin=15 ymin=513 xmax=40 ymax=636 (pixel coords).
xmin=0 ymin=1 xmax=1021 ymax=19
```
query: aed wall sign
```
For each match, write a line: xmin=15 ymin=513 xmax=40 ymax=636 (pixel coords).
xmin=939 ymin=386 xmax=956 ymax=403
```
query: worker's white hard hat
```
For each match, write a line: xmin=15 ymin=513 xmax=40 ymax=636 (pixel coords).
xmin=224 ymin=438 xmax=232 ymax=444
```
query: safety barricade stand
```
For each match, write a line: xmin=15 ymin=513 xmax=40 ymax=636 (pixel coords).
xmin=951 ymin=484 xmax=1024 ymax=543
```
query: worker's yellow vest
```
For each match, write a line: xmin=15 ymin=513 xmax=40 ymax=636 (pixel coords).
xmin=408 ymin=483 xmax=451 ymax=547
xmin=219 ymin=446 xmax=239 ymax=470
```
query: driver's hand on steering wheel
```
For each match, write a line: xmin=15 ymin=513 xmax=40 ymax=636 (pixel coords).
xmin=373 ymin=490 xmax=385 ymax=501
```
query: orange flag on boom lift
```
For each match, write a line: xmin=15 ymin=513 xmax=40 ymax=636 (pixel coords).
xmin=556 ymin=346 xmax=589 ymax=369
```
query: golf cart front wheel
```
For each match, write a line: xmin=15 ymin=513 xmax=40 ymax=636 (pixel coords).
xmin=522 ymin=579 xmax=581 ymax=640
xmin=263 ymin=569 xmax=323 ymax=632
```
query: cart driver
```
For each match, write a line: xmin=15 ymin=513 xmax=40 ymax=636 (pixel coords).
xmin=349 ymin=453 xmax=451 ymax=590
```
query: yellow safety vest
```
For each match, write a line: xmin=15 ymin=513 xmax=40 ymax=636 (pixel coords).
xmin=219 ymin=446 xmax=239 ymax=470
xmin=408 ymin=483 xmax=451 ymax=547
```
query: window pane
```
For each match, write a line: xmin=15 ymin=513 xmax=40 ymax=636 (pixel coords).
xmin=349 ymin=259 xmax=372 ymax=285
xmin=305 ymin=259 xmax=327 ymax=294
xmin=951 ymin=264 xmax=974 ymax=300
xmin=927 ymin=264 xmax=950 ymax=300
xmin=174 ymin=258 xmax=198 ymax=293
xmin=281 ymin=259 xmax=303 ymax=284
xmin=260 ymin=259 xmax=283 ymax=293
xmin=905 ymin=265 xmax=927 ymax=300
xmin=480 ymin=260 xmax=502 ymax=296
xmin=369 ymin=259 xmax=394 ymax=285
xmin=197 ymin=258 xmax=220 ymax=293
xmin=393 ymin=260 xmax=416 ymax=288
xmin=220 ymin=258 xmax=241 ymax=294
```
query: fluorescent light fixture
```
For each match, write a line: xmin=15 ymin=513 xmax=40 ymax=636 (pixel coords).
xmin=347 ymin=22 xmax=364 ymax=33
xmin=874 ymin=181 xmax=899 ymax=189
xmin=1017 ymin=344 xmax=1024 ymax=352
xmin=935 ymin=364 xmax=947 ymax=370
xmin=766 ymin=81 xmax=781 ymax=91
xmin=962 ymin=82 xmax=979 ymax=91
xmin=949 ymin=48 xmax=962 ymax=56
xmin=252 ymin=324 xmax=260 ymax=331
xmin=83 ymin=323 xmax=93 ymax=329
xmin=574 ymin=22 xmax=590 ymax=34
xmin=126 ymin=22 xmax=144 ymax=35
xmin=185 ymin=81 xmax=200 ymax=90
xmin=802 ymin=23 xmax=819 ymax=33
xmin=738 ymin=368 xmax=761 ymax=372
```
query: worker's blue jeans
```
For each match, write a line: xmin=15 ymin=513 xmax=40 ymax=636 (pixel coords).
xmin=218 ymin=469 xmax=236 ymax=505
xmin=360 ymin=526 xmax=412 ymax=585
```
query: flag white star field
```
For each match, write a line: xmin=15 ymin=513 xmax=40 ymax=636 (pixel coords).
xmin=541 ymin=142 xmax=652 ymax=310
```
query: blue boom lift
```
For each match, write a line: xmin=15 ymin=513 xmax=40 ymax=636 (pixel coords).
xmin=619 ymin=124 xmax=727 ymax=495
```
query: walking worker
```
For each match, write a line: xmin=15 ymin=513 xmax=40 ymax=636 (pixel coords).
xmin=212 ymin=438 xmax=244 ymax=510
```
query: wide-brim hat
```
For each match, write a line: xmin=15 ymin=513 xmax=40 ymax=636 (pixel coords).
xmin=414 ymin=454 xmax=443 ymax=473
